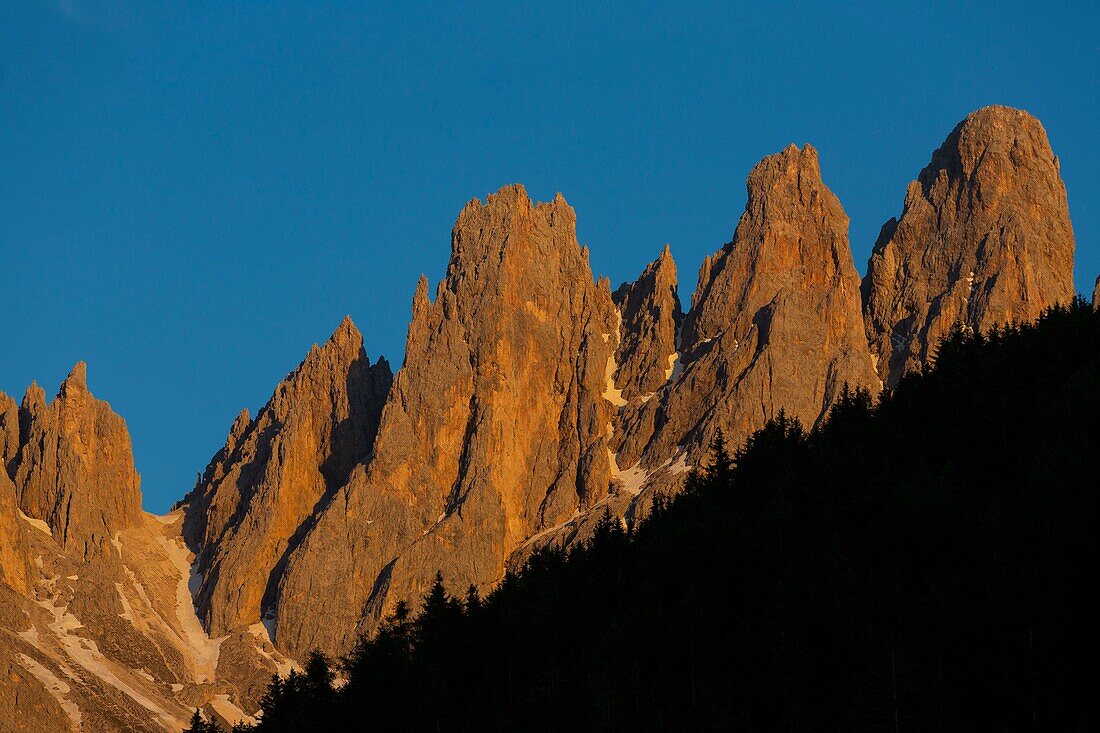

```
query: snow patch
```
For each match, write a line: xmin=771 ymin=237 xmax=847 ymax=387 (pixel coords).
xmin=156 ymin=533 xmax=225 ymax=684
xmin=152 ymin=510 xmax=183 ymax=526
xmin=669 ymin=453 xmax=690 ymax=475
xmin=616 ymin=463 xmax=651 ymax=496
xmin=18 ymin=510 xmax=51 ymax=536
xmin=17 ymin=653 xmax=82 ymax=730
xmin=248 ymin=623 xmax=297 ymax=678
xmin=35 ymin=597 xmax=179 ymax=729
xmin=209 ymin=693 xmax=257 ymax=728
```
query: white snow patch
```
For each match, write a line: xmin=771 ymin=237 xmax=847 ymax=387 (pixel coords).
xmin=602 ymin=352 xmax=627 ymax=407
xmin=18 ymin=510 xmax=52 ymax=536
xmin=210 ymin=693 xmax=257 ymax=728
xmin=665 ymin=351 xmax=682 ymax=383
xmin=616 ymin=463 xmax=651 ymax=496
xmin=669 ymin=453 xmax=691 ymax=475
xmin=115 ymin=582 xmax=136 ymax=622
xmin=153 ymin=510 xmax=183 ymax=526
xmin=110 ymin=532 xmax=123 ymax=557
xmin=17 ymin=653 xmax=82 ymax=730
xmin=19 ymin=625 xmax=42 ymax=647
xmin=156 ymin=533 xmax=225 ymax=684
xmin=35 ymin=597 xmax=179 ymax=729
xmin=248 ymin=623 xmax=297 ymax=678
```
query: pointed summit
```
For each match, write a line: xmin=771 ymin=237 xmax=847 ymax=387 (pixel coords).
xmin=862 ymin=106 xmax=1075 ymax=386
xmin=275 ymin=182 xmax=620 ymax=659
xmin=612 ymin=246 xmax=683 ymax=402
xmin=13 ymin=365 xmax=141 ymax=556
xmin=183 ymin=314 xmax=392 ymax=636
xmin=60 ymin=361 xmax=88 ymax=395
xmin=617 ymin=144 xmax=878 ymax=471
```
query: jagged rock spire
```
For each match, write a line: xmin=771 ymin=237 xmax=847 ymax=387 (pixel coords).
xmin=616 ymin=143 xmax=878 ymax=472
xmin=182 ymin=317 xmax=393 ymax=636
xmin=11 ymin=363 xmax=142 ymax=558
xmin=612 ymin=244 xmax=683 ymax=402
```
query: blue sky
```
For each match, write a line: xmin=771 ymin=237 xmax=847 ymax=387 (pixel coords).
xmin=2 ymin=1 xmax=1097 ymax=512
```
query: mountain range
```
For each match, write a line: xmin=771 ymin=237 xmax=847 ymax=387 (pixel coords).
xmin=0 ymin=105 xmax=1087 ymax=731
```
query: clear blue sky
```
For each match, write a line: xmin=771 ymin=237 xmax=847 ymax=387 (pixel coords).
xmin=2 ymin=2 xmax=1097 ymax=513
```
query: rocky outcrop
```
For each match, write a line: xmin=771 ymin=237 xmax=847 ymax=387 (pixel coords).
xmin=0 ymin=391 xmax=18 ymax=472
xmin=1093 ymin=275 xmax=1099 ymax=309
xmin=10 ymin=364 xmax=143 ymax=559
xmin=611 ymin=245 xmax=683 ymax=403
xmin=613 ymin=144 xmax=879 ymax=477
xmin=862 ymin=106 xmax=1076 ymax=387
xmin=183 ymin=317 xmax=392 ymax=637
xmin=273 ymin=185 xmax=621 ymax=659
xmin=0 ymin=469 xmax=29 ymax=594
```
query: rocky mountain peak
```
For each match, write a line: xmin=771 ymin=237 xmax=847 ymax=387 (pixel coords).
xmin=10 ymin=364 xmax=142 ymax=558
xmin=612 ymin=245 xmax=683 ymax=402
xmin=862 ymin=105 xmax=1075 ymax=387
xmin=183 ymin=316 xmax=392 ymax=637
xmin=615 ymin=143 xmax=878 ymax=475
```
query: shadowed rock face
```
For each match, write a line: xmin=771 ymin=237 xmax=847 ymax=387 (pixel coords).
xmin=273 ymin=185 xmax=621 ymax=659
xmin=10 ymin=364 xmax=143 ymax=560
xmin=182 ymin=317 xmax=392 ymax=637
xmin=612 ymin=245 xmax=683 ymax=403
xmin=615 ymin=144 xmax=879 ymax=474
xmin=862 ymin=105 xmax=1075 ymax=387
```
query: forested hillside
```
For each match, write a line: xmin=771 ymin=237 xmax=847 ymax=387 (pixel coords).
xmin=200 ymin=299 xmax=1099 ymax=732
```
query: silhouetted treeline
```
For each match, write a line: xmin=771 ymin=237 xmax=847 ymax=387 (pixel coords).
xmin=199 ymin=299 xmax=1099 ymax=732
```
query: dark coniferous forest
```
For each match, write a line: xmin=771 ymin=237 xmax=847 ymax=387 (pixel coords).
xmin=193 ymin=300 xmax=1099 ymax=732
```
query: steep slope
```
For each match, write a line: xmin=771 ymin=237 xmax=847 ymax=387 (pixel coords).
xmin=182 ymin=317 xmax=392 ymax=637
xmin=272 ymin=185 xmax=621 ymax=659
xmin=862 ymin=105 xmax=1075 ymax=387
xmin=615 ymin=143 xmax=879 ymax=476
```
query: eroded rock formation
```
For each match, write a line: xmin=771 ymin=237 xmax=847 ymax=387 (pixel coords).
xmin=272 ymin=185 xmax=621 ymax=659
xmin=611 ymin=244 xmax=683 ymax=403
xmin=615 ymin=144 xmax=879 ymax=476
xmin=862 ymin=106 xmax=1075 ymax=387
xmin=183 ymin=317 xmax=392 ymax=637
xmin=11 ymin=363 xmax=143 ymax=559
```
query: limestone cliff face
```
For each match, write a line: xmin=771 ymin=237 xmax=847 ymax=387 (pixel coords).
xmin=0 ymin=469 xmax=29 ymax=594
xmin=611 ymin=245 xmax=683 ymax=403
xmin=862 ymin=106 xmax=1075 ymax=387
xmin=0 ymin=391 xmax=18 ymax=473
xmin=1092 ymin=275 xmax=1099 ymax=309
xmin=183 ymin=317 xmax=392 ymax=637
xmin=274 ymin=185 xmax=620 ymax=659
xmin=10 ymin=364 xmax=142 ymax=559
xmin=615 ymin=144 xmax=879 ymax=473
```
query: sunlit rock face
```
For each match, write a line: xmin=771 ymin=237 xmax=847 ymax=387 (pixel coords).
xmin=611 ymin=244 xmax=683 ymax=404
xmin=274 ymin=185 xmax=622 ymax=659
xmin=182 ymin=316 xmax=392 ymax=638
xmin=614 ymin=143 xmax=879 ymax=476
xmin=11 ymin=363 xmax=143 ymax=560
xmin=862 ymin=105 xmax=1075 ymax=387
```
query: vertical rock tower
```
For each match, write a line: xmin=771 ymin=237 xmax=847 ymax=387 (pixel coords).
xmin=862 ymin=106 xmax=1075 ymax=387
